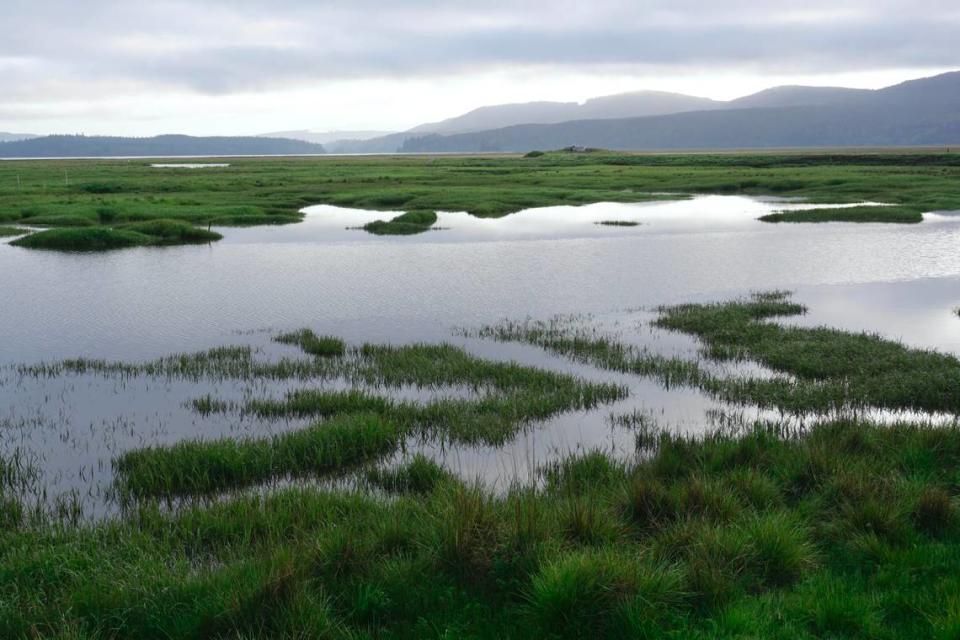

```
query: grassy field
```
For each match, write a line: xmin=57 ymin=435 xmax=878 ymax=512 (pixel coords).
xmin=2 ymin=151 xmax=960 ymax=248
xmin=3 ymin=293 xmax=960 ymax=638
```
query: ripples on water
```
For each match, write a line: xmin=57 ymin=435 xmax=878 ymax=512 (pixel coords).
xmin=1 ymin=195 xmax=959 ymax=517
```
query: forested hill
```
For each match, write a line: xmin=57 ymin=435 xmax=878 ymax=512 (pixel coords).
xmin=0 ymin=134 xmax=326 ymax=158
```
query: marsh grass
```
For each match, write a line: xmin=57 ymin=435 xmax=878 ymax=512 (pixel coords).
xmin=7 ymin=419 xmax=960 ymax=638
xmin=759 ymin=205 xmax=922 ymax=223
xmin=3 ymin=152 xmax=957 ymax=253
xmin=118 ymin=219 xmax=223 ymax=244
xmin=116 ymin=413 xmax=399 ymax=498
xmin=11 ymin=227 xmax=156 ymax=251
xmin=9 ymin=296 xmax=960 ymax=636
xmin=361 ymin=209 xmax=438 ymax=235
xmin=479 ymin=292 xmax=960 ymax=416
xmin=0 ymin=226 xmax=27 ymax=237
xmin=10 ymin=219 xmax=221 ymax=251
xmin=275 ymin=329 xmax=345 ymax=357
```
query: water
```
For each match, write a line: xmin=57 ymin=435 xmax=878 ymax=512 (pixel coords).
xmin=150 ymin=163 xmax=231 ymax=169
xmin=2 ymin=195 xmax=959 ymax=516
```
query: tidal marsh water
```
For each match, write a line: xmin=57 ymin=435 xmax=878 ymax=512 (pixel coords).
xmin=2 ymin=195 xmax=959 ymax=516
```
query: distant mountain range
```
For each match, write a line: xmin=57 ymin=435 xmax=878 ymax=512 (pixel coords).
xmin=0 ymin=134 xmax=325 ymax=158
xmin=6 ymin=71 xmax=960 ymax=156
xmin=399 ymin=72 xmax=960 ymax=152
xmin=257 ymin=129 xmax=394 ymax=145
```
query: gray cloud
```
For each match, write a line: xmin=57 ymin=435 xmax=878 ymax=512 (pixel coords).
xmin=1 ymin=0 xmax=958 ymax=100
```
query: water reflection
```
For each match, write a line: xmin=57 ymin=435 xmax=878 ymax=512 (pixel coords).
xmin=2 ymin=195 xmax=959 ymax=517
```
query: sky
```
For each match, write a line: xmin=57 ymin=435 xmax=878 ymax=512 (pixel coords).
xmin=2 ymin=0 xmax=959 ymax=136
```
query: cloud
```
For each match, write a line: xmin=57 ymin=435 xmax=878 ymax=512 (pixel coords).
xmin=2 ymin=0 xmax=959 ymax=99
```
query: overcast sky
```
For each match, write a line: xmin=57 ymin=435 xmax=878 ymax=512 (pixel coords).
xmin=2 ymin=0 xmax=958 ymax=136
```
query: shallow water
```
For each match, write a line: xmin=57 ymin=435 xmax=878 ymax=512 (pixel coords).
xmin=2 ymin=195 xmax=959 ymax=516
xmin=150 ymin=163 xmax=231 ymax=169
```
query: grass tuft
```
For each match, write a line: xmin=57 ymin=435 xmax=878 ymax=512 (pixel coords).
xmin=275 ymin=329 xmax=346 ymax=357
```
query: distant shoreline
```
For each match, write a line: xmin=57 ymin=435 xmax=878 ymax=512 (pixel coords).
xmin=0 ymin=145 xmax=956 ymax=162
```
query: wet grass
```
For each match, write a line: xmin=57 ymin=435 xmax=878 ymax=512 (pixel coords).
xmin=6 ymin=419 xmax=960 ymax=638
xmin=116 ymin=413 xmax=400 ymax=498
xmin=11 ymin=227 xmax=157 ymax=250
xmin=0 ymin=226 xmax=28 ymax=237
xmin=117 ymin=219 xmax=223 ymax=244
xmin=275 ymin=329 xmax=345 ymax=357
xmin=654 ymin=291 xmax=960 ymax=414
xmin=361 ymin=209 xmax=438 ymax=235
xmin=2 ymin=152 xmax=959 ymax=252
xmin=758 ymin=205 xmax=922 ymax=223
xmin=477 ymin=291 xmax=960 ymax=416
xmin=7 ymin=297 xmax=960 ymax=636
xmin=117 ymin=342 xmax=626 ymax=497
xmin=10 ymin=221 xmax=221 ymax=251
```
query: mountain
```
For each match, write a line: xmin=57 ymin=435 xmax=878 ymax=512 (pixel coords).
xmin=400 ymin=71 xmax=960 ymax=153
xmin=0 ymin=132 xmax=38 ymax=143
xmin=324 ymin=133 xmax=419 ymax=154
xmin=409 ymin=91 xmax=720 ymax=135
xmin=258 ymin=129 xmax=394 ymax=145
xmin=727 ymin=86 xmax=872 ymax=109
xmin=0 ymin=134 xmax=326 ymax=158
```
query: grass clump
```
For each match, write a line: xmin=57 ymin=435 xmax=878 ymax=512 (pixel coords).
xmin=10 ymin=219 xmax=221 ymax=251
xmin=759 ymin=204 xmax=923 ymax=223
xmin=9 ymin=417 xmax=960 ymax=637
xmin=11 ymin=227 xmax=155 ymax=251
xmin=275 ymin=329 xmax=345 ymax=357
xmin=116 ymin=412 xmax=399 ymax=498
xmin=480 ymin=291 xmax=960 ymax=415
xmin=526 ymin=548 xmax=686 ymax=638
xmin=654 ymin=291 xmax=960 ymax=414
xmin=361 ymin=210 xmax=438 ymax=236
xmin=366 ymin=455 xmax=453 ymax=495
xmin=118 ymin=219 xmax=223 ymax=244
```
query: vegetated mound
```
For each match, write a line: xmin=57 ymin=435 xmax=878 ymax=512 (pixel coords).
xmin=118 ymin=219 xmax=223 ymax=244
xmin=11 ymin=227 xmax=156 ymax=251
xmin=11 ymin=219 xmax=223 ymax=251
xmin=361 ymin=210 xmax=439 ymax=235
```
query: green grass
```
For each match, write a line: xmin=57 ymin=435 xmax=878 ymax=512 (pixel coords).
xmin=11 ymin=227 xmax=157 ymax=250
xmin=758 ymin=205 xmax=923 ymax=223
xmin=653 ymin=291 xmax=960 ymax=414
xmin=9 ymin=220 xmax=222 ymax=251
xmin=361 ymin=209 xmax=439 ymax=235
xmin=8 ymin=296 xmax=960 ymax=636
xmin=7 ymin=419 xmax=960 ymax=638
xmin=275 ymin=329 xmax=345 ymax=357
xmin=0 ymin=226 xmax=28 ymax=237
xmin=116 ymin=413 xmax=400 ymax=498
xmin=478 ymin=291 xmax=960 ymax=415
xmin=118 ymin=219 xmax=223 ymax=244
xmin=117 ymin=341 xmax=626 ymax=497
xmin=3 ymin=152 xmax=960 ymax=251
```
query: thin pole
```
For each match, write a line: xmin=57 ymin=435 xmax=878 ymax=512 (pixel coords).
xmin=17 ymin=175 xmax=21 ymax=191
